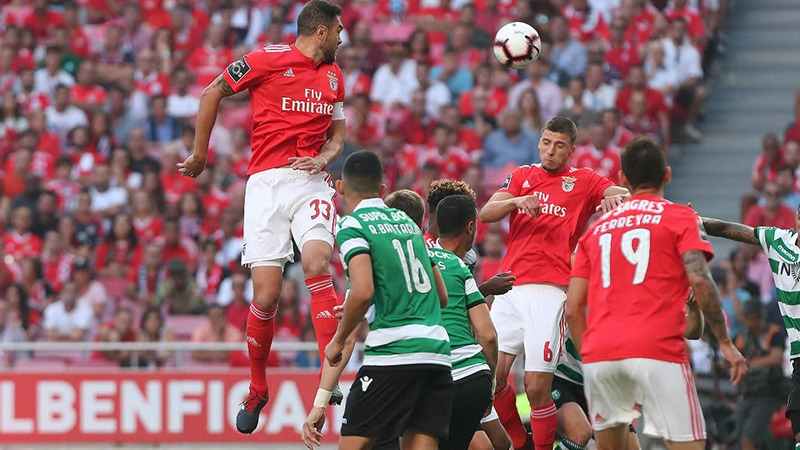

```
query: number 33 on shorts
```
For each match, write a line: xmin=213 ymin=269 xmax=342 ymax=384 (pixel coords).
xmin=310 ymin=199 xmax=332 ymax=220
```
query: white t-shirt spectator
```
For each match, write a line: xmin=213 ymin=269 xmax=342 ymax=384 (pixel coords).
xmin=216 ymin=277 xmax=254 ymax=307
xmin=507 ymin=78 xmax=564 ymax=122
xmin=582 ymin=84 xmax=618 ymax=111
xmin=45 ymin=105 xmax=88 ymax=143
xmin=370 ymin=59 xmax=418 ymax=108
xmin=421 ymin=81 xmax=452 ymax=119
xmin=661 ymin=38 xmax=703 ymax=85
xmin=90 ymin=186 xmax=128 ymax=213
xmin=34 ymin=69 xmax=75 ymax=98
xmin=167 ymin=94 xmax=201 ymax=119
xmin=42 ymin=301 xmax=94 ymax=337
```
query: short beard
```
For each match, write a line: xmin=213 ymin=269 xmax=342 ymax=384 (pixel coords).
xmin=322 ymin=48 xmax=336 ymax=64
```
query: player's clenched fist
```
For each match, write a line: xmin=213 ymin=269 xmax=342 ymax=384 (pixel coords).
xmin=177 ymin=153 xmax=206 ymax=178
xmin=481 ymin=271 xmax=516 ymax=296
xmin=513 ymin=195 xmax=540 ymax=218
xmin=325 ymin=339 xmax=345 ymax=366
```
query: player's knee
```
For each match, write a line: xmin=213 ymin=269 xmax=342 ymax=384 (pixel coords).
xmin=524 ymin=383 xmax=551 ymax=406
xmin=252 ymin=290 xmax=280 ymax=310
xmin=301 ymin=256 xmax=330 ymax=278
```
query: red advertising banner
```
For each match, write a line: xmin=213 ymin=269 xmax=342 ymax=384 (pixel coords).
xmin=0 ymin=370 xmax=353 ymax=443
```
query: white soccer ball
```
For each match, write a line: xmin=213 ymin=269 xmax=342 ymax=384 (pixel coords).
xmin=493 ymin=22 xmax=542 ymax=70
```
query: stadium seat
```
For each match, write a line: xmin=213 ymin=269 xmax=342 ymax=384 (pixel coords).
xmin=167 ymin=315 xmax=207 ymax=341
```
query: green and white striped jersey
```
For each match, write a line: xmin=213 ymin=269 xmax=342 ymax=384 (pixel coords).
xmin=429 ymin=247 xmax=489 ymax=381
xmin=755 ymin=226 xmax=800 ymax=358
xmin=555 ymin=333 xmax=584 ymax=385
xmin=336 ymin=198 xmax=451 ymax=368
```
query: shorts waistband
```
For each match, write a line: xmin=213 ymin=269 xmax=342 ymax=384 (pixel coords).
xmin=250 ymin=167 xmax=328 ymax=182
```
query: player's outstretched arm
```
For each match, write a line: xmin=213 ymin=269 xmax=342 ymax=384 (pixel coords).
xmin=700 ymin=217 xmax=758 ymax=245
xmin=325 ymin=253 xmax=373 ymax=367
xmin=683 ymin=290 xmax=704 ymax=340
xmin=479 ymin=192 xmax=540 ymax=223
xmin=564 ymin=276 xmax=590 ymax=352
xmin=597 ymin=186 xmax=631 ymax=213
xmin=178 ymin=75 xmax=235 ymax=178
xmin=682 ymin=250 xmax=748 ymax=385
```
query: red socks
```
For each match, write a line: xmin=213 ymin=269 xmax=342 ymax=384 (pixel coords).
xmin=494 ymin=382 xmax=529 ymax=449
xmin=245 ymin=303 xmax=277 ymax=392
xmin=307 ymin=274 xmax=339 ymax=365
xmin=530 ymin=401 xmax=557 ymax=450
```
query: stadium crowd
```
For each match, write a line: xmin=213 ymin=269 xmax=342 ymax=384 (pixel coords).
xmin=0 ymin=0 xmax=784 ymax=383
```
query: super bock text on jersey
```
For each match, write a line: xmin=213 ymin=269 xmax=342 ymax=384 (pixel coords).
xmin=335 ymin=198 xmax=453 ymax=440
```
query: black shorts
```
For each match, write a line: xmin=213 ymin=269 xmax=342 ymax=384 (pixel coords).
xmin=786 ymin=359 xmax=800 ymax=434
xmin=440 ymin=371 xmax=493 ymax=450
xmin=341 ymin=364 xmax=454 ymax=440
xmin=551 ymin=375 xmax=588 ymax=414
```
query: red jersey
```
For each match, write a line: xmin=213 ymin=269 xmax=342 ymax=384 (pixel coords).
xmin=418 ymin=147 xmax=472 ymax=180
xmin=187 ymin=45 xmax=234 ymax=88
xmin=610 ymin=125 xmax=635 ymax=149
xmin=71 ymin=84 xmax=108 ymax=107
xmin=564 ymin=6 xmax=609 ymax=43
xmin=572 ymin=144 xmax=622 ymax=185
xmin=497 ymin=164 xmax=614 ymax=286
xmin=572 ymin=195 xmax=713 ymax=363
xmin=423 ymin=232 xmax=436 ymax=248
xmin=133 ymin=216 xmax=164 ymax=241
xmin=3 ymin=232 xmax=42 ymax=260
xmin=616 ymin=87 xmax=669 ymax=121
xmin=221 ymin=44 xmax=345 ymax=175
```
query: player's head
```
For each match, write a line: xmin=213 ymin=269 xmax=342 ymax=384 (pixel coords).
xmin=619 ymin=136 xmax=671 ymax=193
xmin=427 ymin=180 xmax=476 ymax=220
xmin=338 ymin=151 xmax=386 ymax=209
xmin=385 ymin=189 xmax=425 ymax=229
xmin=436 ymin=195 xmax=478 ymax=249
xmin=297 ymin=0 xmax=343 ymax=64
xmin=539 ymin=116 xmax=577 ymax=172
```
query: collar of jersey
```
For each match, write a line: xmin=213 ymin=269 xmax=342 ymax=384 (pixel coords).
xmin=291 ymin=44 xmax=323 ymax=68
xmin=354 ymin=198 xmax=386 ymax=211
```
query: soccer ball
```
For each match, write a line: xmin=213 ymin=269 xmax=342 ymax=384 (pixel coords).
xmin=493 ymin=22 xmax=542 ymax=69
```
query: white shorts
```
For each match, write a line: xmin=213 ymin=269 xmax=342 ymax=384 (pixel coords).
xmin=584 ymin=358 xmax=706 ymax=442
xmin=490 ymin=284 xmax=567 ymax=372
xmin=242 ymin=168 xmax=336 ymax=268
xmin=480 ymin=406 xmax=499 ymax=424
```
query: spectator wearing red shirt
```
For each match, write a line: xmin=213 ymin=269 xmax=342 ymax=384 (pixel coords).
xmin=564 ymin=0 xmax=609 ymax=43
xmin=134 ymin=48 xmax=170 ymax=97
xmin=274 ymin=278 xmax=307 ymax=367
xmin=15 ymin=67 xmax=50 ymax=114
xmin=0 ymin=46 xmax=17 ymax=94
xmin=226 ymin=271 xmax=252 ymax=334
xmin=125 ymin=243 xmax=166 ymax=305
xmin=752 ymin=133 xmax=785 ymax=192
xmin=572 ymin=120 xmax=622 ymax=184
xmin=616 ymin=65 xmax=670 ymax=144
xmin=744 ymin=182 xmax=797 ymax=230
xmin=95 ymin=214 xmax=142 ymax=279
xmin=476 ymin=230 xmax=505 ymax=285
xmin=417 ymin=124 xmax=473 ymax=180
xmin=460 ymin=64 xmax=506 ymax=120
xmin=22 ymin=0 xmax=65 ymax=41
xmin=604 ymin=17 xmax=641 ymax=81
xmin=197 ymin=240 xmax=228 ymax=301
xmin=601 ymin=108 xmax=634 ymax=149
xmin=196 ymin=166 xmax=231 ymax=231
xmin=345 ymin=93 xmax=382 ymax=149
xmin=170 ymin=5 xmax=205 ymax=63
xmin=156 ymin=219 xmax=200 ymax=271
xmin=3 ymin=206 xmax=42 ymax=261
xmin=62 ymin=2 xmax=91 ymax=59
xmin=71 ymin=61 xmax=108 ymax=114
xmin=131 ymin=190 xmax=164 ymax=242
xmin=186 ymin=24 xmax=233 ymax=88
xmin=664 ymin=0 xmax=705 ymax=45
xmin=93 ymin=308 xmax=138 ymax=365
xmin=161 ymin=149 xmax=197 ymax=206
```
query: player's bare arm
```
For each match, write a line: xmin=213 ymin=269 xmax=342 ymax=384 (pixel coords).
xmin=682 ymin=250 xmax=748 ymax=385
xmin=701 ymin=217 xmax=759 ymax=245
xmin=325 ymin=253 xmax=373 ymax=366
xmin=564 ymin=276 xmax=590 ymax=351
xmin=290 ymin=119 xmax=346 ymax=175
xmin=683 ymin=290 xmax=704 ymax=340
xmin=178 ymin=75 xmax=236 ymax=178
xmin=432 ymin=265 xmax=448 ymax=308
xmin=478 ymin=271 xmax=515 ymax=296
xmin=596 ymin=185 xmax=631 ymax=213
xmin=479 ymin=192 xmax=540 ymax=222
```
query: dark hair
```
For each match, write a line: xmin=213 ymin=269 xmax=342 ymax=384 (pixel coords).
xmin=56 ymin=155 xmax=74 ymax=167
xmin=620 ymin=137 xmax=667 ymax=190
xmin=741 ymin=299 xmax=764 ymax=318
xmin=139 ymin=306 xmax=164 ymax=333
xmin=542 ymin=116 xmax=578 ymax=145
xmin=6 ymin=284 xmax=31 ymax=331
xmin=777 ymin=164 xmax=796 ymax=177
xmin=296 ymin=0 xmax=342 ymax=37
xmin=427 ymin=179 xmax=476 ymax=216
xmin=342 ymin=150 xmax=383 ymax=195
xmin=436 ymin=195 xmax=477 ymax=237
xmin=385 ymin=189 xmax=425 ymax=228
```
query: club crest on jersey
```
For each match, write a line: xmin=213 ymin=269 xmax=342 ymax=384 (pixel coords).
xmin=327 ymin=71 xmax=339 ymax=92
xmin=562 ymin=176 xmax=577 ymax=192
xmin=227 ymin=57 xmax=251 ymax=83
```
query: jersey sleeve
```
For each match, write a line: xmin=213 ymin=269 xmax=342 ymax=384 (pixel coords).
xmin=673 ymin=207 xmax=714 ymax=261
xmin=464 ymin=270 xmax=486 ymax=308
xmin=336 ymin=216 xmax=370 ymax=265
xmin=221 ymin=49 xmax=271 ymax=93
xmin=497 ymin=166 xmax=525 ymax=196
xmin=571 ymin=234 xmax=592 ymax=279
xmin=588 ymin=170 xmax=616 ymax=208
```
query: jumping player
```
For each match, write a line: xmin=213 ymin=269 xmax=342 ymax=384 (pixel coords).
xmin=700 ymin=202 xmax=800 ymax=447
xmin=177 ymin=0 xmax=347 ymax=434
xmin=479 ymin=116 xmax=629 ymax=450
xmin=322 ymin=151 xmax=452 ymax=450
xmin=566 ymin=137 xmax=747 ymax=450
